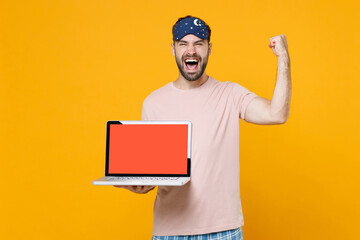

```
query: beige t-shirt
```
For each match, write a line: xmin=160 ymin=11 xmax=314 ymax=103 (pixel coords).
xmin=142 ymin=76 xmax=257 ymax=236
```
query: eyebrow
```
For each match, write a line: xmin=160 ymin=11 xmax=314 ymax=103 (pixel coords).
xmin=178 ymin=40 xmax=205 ymax=44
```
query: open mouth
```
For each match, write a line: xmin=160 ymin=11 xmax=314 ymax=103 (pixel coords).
xmin=184 ymin=58 xmax=200 ymax=71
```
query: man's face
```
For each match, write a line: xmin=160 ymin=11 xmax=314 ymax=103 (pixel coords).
xmin=171 ymin=34 xmax=212 ymax=81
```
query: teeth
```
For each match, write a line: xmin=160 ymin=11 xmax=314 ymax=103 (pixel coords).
xmin=185 ymin=59 xmax=198 ymax=63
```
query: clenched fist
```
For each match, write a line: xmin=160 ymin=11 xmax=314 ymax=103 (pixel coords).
xmin=268 ymin=34 xmax=289 ymax=58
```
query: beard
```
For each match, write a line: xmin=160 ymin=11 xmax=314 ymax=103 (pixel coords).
xmin=175 ymin=52 xmax=209 ymax=81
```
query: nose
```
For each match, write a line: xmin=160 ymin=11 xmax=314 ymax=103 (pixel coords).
xmin=186 ymin=44 xmax=196 ymax=54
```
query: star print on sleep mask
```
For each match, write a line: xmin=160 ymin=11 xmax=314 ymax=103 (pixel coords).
xmin=173 ymin=17 xmax=209 ymax=41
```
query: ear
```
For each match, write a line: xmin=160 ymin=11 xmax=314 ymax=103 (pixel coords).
xmin=208 ymin=42 xmax=212 ymax=56
xmin=171 ymin=42 xmax=175 ymax=56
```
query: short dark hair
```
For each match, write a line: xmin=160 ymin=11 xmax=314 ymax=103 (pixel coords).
xmin=172 ymin=15 xmax=211 ymax=43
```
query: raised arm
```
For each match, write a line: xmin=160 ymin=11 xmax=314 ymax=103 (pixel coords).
xmin=244 ymin=34 xmax=291 ymax=125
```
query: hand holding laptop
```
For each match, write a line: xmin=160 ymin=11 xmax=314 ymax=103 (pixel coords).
xmin=114 ymin=185 xmax=156 ymax=194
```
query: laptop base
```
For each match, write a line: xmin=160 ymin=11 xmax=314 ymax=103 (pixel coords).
xmin=92 ymin=177 xmax=190 ymax=186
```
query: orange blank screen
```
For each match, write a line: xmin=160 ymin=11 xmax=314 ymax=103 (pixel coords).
xmin=108 ymin=124 xmax=188 ymax=174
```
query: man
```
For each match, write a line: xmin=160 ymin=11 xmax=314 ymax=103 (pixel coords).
xmin=116 ymin=15 xmax=291 ymax=240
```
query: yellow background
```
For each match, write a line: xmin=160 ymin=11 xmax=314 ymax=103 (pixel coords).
xmin=1 ymin=0 xmax=359 ymax=239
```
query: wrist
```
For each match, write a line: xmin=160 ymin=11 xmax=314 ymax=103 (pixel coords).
xmin=278 ymin=54 xmax=290 ymax=62
xmin=278 ymin=55 xmax=290 ymax=69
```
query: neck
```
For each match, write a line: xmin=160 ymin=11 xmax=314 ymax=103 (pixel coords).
xmin=173 ymin=73 xmax=209 ymax=90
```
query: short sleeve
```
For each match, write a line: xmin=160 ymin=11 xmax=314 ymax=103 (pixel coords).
xmin=230 ymin=82 xmax=258 ymax=120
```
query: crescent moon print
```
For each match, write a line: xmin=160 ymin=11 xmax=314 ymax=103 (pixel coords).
xmin=194 ymin=19 xmax=201 ymax=26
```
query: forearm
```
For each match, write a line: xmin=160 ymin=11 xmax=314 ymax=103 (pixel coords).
xmin=270 ymin=55 xmax=291 ymax=122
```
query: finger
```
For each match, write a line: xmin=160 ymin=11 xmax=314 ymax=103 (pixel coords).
xmin=143 ymin=186 xmax=155 ymax=193
xmin=138 ymin=186 xmax=148 ymax=193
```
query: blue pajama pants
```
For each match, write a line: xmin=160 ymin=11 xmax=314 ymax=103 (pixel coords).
xmin=152 ymin=227 xmax=243 ymax=240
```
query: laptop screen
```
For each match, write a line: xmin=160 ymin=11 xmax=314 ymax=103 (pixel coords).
xmin=106 ymin=122 xmax=190 ymax=176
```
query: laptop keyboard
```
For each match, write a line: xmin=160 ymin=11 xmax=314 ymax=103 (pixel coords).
xmin=105 ymin=177 xmax=180 ymax=181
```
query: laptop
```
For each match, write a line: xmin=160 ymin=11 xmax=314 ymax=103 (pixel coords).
xmin=92 ymin=120 xmax=191 ymax=186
